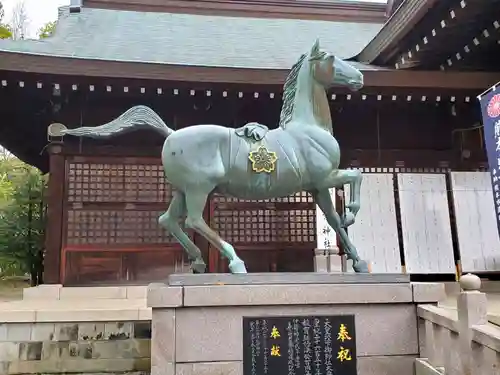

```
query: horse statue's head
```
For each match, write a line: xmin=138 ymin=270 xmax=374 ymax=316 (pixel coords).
xmin=308 ymin=39 xmax=364 ymax=91
xmin=278 ymin=39 xmax=364 ymax=129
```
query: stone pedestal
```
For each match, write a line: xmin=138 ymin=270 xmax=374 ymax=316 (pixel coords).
xmin=148 ymin=273 xmax=445 ymax=375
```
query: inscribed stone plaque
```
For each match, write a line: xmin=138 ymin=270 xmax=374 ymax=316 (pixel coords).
xmin=243 ymin=315 xmax=357 ymax=375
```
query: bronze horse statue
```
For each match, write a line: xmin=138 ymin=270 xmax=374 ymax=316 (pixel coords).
xmin=62 ymin=40 xmax=369 ymax=274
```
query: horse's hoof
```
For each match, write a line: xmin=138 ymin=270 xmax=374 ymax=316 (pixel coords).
xmin=353 ymin=260 xmax=370 ymax=273
xmin=191 ymin=259 xmax=207 ymax=274
xmin=229 ymin=259 xmax=247 ymax=274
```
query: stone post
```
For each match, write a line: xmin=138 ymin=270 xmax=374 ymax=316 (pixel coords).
xmin=457 ymin=273 xmax=488 ymax=375
xmin=327 ymin=246 xmax=343 ymax=273
xmin=314 ymin=247 xmax=344 ymax=273
xmin=313 ymin=248 xmax=328 ymax=272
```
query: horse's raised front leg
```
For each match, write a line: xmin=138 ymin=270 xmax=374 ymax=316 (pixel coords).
xmin=158 ymin=191 xmax=206 ymax=273
xmin=184 ymin=189 xmax=247 ymax=274
xmin=313 ymin=189 xmax=369 ymax=273
xmin=324 ymin=169 xmax=362 ymax=228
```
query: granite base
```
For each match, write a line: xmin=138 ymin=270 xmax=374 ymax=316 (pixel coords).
xmin=148 ymin=273 xmax=445 ymax=375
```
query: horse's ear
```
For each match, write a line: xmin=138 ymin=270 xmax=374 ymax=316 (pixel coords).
xmin=311 ymin=39 xmax=320 ymax=55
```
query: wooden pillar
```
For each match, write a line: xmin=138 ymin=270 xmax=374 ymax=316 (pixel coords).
xmin=43 ymin=143 xmax=66 ymax=284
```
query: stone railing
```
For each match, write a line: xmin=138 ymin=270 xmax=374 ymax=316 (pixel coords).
xmin=416 ymin=274 xmax=500 ymax=375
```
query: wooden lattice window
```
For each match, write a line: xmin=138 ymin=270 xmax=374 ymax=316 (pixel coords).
xmin=285 ymin=209 xmax=316 ymax=243
xmin=64 ymin=158 xmax=178 ymax=246
xmin=213 ymin=209 xmax=278 ymax=243
xmin=66 ymin=209 xmax=176 ymax=245
xmin=67 ymin=161 xmax=170 ymax=203
xmin=211 ymin=191 xmax=316 ymax=245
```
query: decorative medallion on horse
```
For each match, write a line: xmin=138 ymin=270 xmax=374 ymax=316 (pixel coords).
xmin=61 ymin=39 xmax=370 ymax=274
xmin=248 ymin=146 xmax=278 ymax=174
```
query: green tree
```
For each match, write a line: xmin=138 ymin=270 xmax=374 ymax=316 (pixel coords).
xmin=0 ymin=1 xmax=12 ymax=39
xmin=0 ymin=156 xmax=16 ymax=206
xmin=0 ymin=25 xmax=12 ymax=39
xmin=0 ymin=158 xmax=46 ymax=285
xmin=38 ymin=20 xmax=56 ymax=39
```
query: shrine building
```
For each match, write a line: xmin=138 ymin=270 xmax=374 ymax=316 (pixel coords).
xmin=0 ymin=0 xmax=499 ymax=285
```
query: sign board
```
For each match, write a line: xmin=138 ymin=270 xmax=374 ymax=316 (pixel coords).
xmin=478 ymin=83 xmax=500 ymax=237
xmin=243 ymin=315 xmax=357 ymax=375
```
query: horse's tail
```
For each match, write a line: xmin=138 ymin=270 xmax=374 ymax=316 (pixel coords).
xmin=61 ymin=105 xmax=173 ymax=139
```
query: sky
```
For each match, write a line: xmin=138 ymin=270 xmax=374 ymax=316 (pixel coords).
xmin=1 ymin=0 xmax=387 ymax=39
xmin=1 ymin=0 xmax=69 ymax=38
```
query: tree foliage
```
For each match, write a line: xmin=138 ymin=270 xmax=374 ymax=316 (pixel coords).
xmin=9 ymin=0 xmax=29 ymax=40
xmin=38 ymin=20 xmax=56 ymax=39
xmin=0 ymin=1 xmax=56 ymax=40
xmin=0 ymin=25 xmax=11 ymax=39
xmin=0 ymin=1 xmax=12 ymax=39
xmin=0 ymin=156 xmax=46 ymax=285
xmin=0 ymin=156 xmax=17 ymax=207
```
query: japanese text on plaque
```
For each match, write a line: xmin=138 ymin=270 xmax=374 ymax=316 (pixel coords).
xmin=243 ymin=315 xmax=357 ymax=375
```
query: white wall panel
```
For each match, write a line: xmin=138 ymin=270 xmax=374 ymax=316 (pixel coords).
xmin=397 ymin=173 xmax=455 ymax=274
xmin=450 ymin=172 xmax=500 ymax=272
xmin=316 ymin=188 xmax=337 ymax=250
xmin=344 ymin=173 xmax=402 ymax=273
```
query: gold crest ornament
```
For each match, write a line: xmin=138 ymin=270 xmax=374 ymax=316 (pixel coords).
xmin=249 ymin=146 xmax=278 ymax=173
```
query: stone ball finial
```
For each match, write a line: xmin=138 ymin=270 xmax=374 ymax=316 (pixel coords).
xmin=459 ymin=273 xmax=481 ymax=291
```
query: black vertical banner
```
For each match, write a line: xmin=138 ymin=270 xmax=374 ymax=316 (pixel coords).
xmin=243 ymin=315 xmax=357 ymax=375
xmin=478 ymin=83 xmax=500 ymax=237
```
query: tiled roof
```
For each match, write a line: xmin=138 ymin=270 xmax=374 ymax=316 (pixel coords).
xmin=0 ymin=6 xmax=383 ymax=70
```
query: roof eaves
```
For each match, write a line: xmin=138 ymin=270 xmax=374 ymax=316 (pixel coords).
xmin=0 ymin=49 xmax=387 ymax=74
xmin=2 ymin=50 xmax=499 ymax=90
xmin=355 ymin=0 xmax=439 ymax=65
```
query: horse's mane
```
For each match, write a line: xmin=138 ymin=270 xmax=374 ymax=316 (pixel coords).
xmin=278 ymin=53 xmax=307 ymax=129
